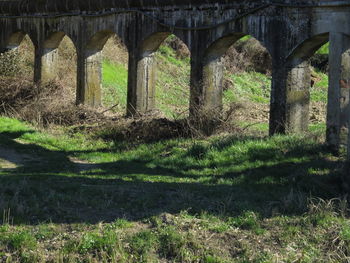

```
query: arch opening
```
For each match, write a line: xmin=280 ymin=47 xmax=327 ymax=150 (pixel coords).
xmin=57 ymin=35 xmax=77 ymax=104
xmin=127 ymin=32 xmax=191 ymax=118
xmin=153 ymin=34 xmax=191 ymax=118
xmin=0 ymin=32 xmax=35 ymax=120
xmin=101 ymin=34 xmax=129 ymax=114
xmin=204 ymin=34 xmax=272 ymax=135
xmin=46 ymin=33 xmax=78 ymax=104
xmin=0 ymin=32 xmax=34 ymax=79
xmin=308 ymin=42 xmax=329 ymax=134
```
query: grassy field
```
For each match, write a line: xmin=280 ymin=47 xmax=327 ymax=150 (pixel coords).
xmin=0 ymin=116 xmax=348 ymax=262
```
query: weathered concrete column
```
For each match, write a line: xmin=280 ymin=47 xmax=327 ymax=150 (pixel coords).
xmin=348 ymin=123 xmax=350 ymax=161
xmin=189 ymin=53 xmax=224 ymax=134
xmin=270 ymin=59 xmax=311 ymax=134
xmin=202 ymin=56 xmax=224 ymax=117
xmin=34 ymin=46 xmax=43 ymax=84
xmin=270 ymin=61 xmax=287 ymax=134
xmin=285 ymin=60 xmax=311 ymax=133
xmin=327 ymin=33 xmax=350 ymax=152
xmin=127 ymin=51 xmax=156 ymax=116
xmin=35 ymin=32 xmax=66 ymax=85
xmin=341 ymin=49 xmax=350 ymax=153
xmin=34 ymin=47 xmax=60 ymax=84
xmin=76 ymin=49 xmax=102 ymax=107
xmin=40 ymin=48 xmax=59 ymax=83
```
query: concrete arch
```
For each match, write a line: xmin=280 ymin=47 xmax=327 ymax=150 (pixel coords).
xmin=0 ymin=30 xmax=35 ymax=82
xmin=204 ymin=33 xmax=245 ymax=62
xmin=204 ymin=30 xmax=272 ymax=62
xmin=205 ymin=33 xmax=265 ymax=58
xmin=192 ymin=33 xmax=272 ymax=134
xmin=287 ymin=33 xmax=329 ymax=63
xmin=139 ymin=31 xmax=189 ymax=55
xmin=86 ymin=30 xmax=127 ymax=52
xmin=39 ymin=32 xmax=77 ymax=84
xmin=44 ymin=31 xmax=77 ymax=50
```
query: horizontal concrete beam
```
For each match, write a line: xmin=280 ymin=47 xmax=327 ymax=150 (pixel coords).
xmin=1 ymin=0 xmax=350 ymax=16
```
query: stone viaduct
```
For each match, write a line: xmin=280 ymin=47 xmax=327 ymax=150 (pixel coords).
xmin=0 ymin=0 xmax=350 ymax=157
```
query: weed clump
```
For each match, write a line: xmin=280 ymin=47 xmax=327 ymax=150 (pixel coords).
xmin=128 ymin=230 xmax=157 ymax=261
xmin=0 ymin=51 xmax=21 ymax=77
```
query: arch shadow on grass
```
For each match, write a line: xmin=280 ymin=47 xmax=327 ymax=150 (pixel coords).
xmin=0 ymin=127 xmax=345 ymax=225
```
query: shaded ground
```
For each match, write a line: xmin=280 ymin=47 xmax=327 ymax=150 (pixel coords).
xmin=0 ymin=145 xmax=36 ymax=169
xmin=0 ymin=117 xmax=349 ymax=262
xmin=0 ymin=117 xmax=343 ymax=225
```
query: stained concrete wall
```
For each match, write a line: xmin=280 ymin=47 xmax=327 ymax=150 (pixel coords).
xmin=0 ymin=1 xmax=350 ymax=155
xmin=327 ymin=33 xmax=350 ymax=153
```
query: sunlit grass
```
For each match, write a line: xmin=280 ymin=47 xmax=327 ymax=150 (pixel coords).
xmin=226 ymin=72 xmax=271 ymax=104
xmin=316 ymin=42 xmax=329 ymax=55
xmin=102 ymin=60 xmax=128 ymax=111
xmin=312 ymin=71 xmax=328 ymax=103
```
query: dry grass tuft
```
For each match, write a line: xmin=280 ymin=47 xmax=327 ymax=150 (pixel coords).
xmin=0 ymin=76 xmax=107 ymax=126
xmin=102 ymin=36 xmax=129 ymax=65
xmin=224 ymin=38 xmax=272 ymax=75
xmin=91 ymin=103 xmax=244 ymax=143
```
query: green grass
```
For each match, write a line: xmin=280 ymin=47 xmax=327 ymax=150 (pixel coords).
xmin=311 ymin=71 xmax=328 ymax=103
xmin=316 ymin=43 xmax=329 ymax=55
xmin=155 ymin=46 xmax=190 ymax=118
xmin=102 ymin=60 xmax=128 ymax=111
xmin=101 ymin=42 xmax=191 ymax=118
xmin=0 ymin=115 xmax=348 ymax=262
xmin=225 ymin=72 xmax=271 ymax=104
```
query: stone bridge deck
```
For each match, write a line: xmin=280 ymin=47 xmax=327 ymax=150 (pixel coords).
xmin=0 ymin=0 xmax=349 ymax=157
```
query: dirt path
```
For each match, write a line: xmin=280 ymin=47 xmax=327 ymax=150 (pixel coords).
xmin=0 ymin=143 xmax=98 ymax=172
xmin=68 ymin=157 xmax=101 ymax=172
xmin=0 ymin=146 xmax=32 ymax=169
